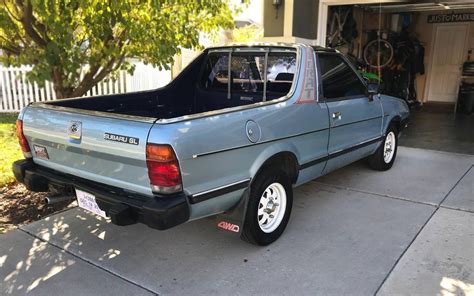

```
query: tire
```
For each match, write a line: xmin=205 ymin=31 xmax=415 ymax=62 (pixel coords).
xmin=368 ymin=124 xmax=398 ymax=171
xmin=241 ymin=169 xmax=293 ymax=246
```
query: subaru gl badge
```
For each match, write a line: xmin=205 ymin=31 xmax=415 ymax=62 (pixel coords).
xmin=68 ymin=121 xmax=82 ymax=141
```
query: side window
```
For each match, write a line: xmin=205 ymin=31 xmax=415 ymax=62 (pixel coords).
xmin=318 ymin=54 xmax=366 ymax=99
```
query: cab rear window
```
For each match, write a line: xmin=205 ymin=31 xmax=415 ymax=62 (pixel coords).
xmin=200 ymin=50 xmax=297 ymax=103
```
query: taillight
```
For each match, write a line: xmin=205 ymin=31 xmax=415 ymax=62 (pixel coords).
xmin=146 ymin=143 xmax=182 ymax=194
xmin=16 ymin=120 xmax=32 ymax=158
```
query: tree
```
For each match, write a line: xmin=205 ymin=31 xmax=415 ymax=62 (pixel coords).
xmin=228 ymin=24 xmax=262 ymax=43
xmin=0 ymin=0 xmax=237 ymax=99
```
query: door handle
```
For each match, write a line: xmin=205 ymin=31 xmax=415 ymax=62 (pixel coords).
xmin=332 ymin=112 xmax=342 ymax=120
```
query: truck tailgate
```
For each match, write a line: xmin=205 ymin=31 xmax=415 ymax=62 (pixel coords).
xmin=22 ymin=106 xmax=155 ymax=196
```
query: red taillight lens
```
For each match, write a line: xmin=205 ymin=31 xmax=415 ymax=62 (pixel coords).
xmin=147 ymin=162 xmax=181 ymax=187
xmin=16 ymin=120 xmax=31 ymax=156
xmin=146 ymin=144 xmax=182 ymax=194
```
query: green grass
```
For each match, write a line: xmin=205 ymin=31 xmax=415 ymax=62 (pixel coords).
xmin=0 ymin=113 xmax=22 ymax=186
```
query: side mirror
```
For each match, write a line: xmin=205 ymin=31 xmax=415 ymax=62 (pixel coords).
xmin=367 ymin=83 xmax=379 ymax=101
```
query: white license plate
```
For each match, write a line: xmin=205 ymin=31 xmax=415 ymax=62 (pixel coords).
xmin=75 ymin=189 xmax=107 ymax=218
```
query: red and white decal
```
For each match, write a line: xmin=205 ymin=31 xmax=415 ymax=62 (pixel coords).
xmin=217 ymin=221 xmax=240 ymax=233
xmin=295 ymin=48 xmax=317 ymax=104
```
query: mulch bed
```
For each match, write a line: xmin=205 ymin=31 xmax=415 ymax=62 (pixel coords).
xmin=0 ymin=183 xmax=74 ymax=233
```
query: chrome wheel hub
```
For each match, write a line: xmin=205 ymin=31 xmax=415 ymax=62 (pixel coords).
xmin=383 ymin=131 xmax=396 ymax=163
xmin=258 ymin=182 xmax=287 ymax=233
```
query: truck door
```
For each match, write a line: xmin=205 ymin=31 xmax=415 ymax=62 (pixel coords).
xmin=317 ymin=53 xmax=383 ymax=173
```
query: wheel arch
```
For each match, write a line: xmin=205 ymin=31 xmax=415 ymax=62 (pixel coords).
xmin=389 ymin=115 xmax=402 ymax=133
xmin=250 ymin=147 xmax=300 ymax=186
xmin=373 ymin=115 xmax=400 ymax=153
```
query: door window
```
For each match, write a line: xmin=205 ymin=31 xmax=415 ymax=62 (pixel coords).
xmin=318 ymin=54 xmax=366 ymax=99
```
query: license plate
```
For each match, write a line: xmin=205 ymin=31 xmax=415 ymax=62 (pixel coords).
xmin=75 ymin=189 xmax=107 ymax=218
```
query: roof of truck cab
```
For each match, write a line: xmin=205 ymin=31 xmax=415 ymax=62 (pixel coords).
xmin=206 ymin=43 xmax=336 ymax=52
xmin=207 ymin=42 xmax=298 ymax=50
xmin=312 ymin=46 xmax=337 ymax=53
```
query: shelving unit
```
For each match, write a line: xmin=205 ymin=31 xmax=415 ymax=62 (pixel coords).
xmin=456 ymin=75 xmax=474 ymax=113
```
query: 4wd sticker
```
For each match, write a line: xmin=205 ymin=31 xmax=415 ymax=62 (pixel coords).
xmin=104 ymin=133 xmax=139 ymax=145
xmin=217 ymin=221 xmax=240 ymax=233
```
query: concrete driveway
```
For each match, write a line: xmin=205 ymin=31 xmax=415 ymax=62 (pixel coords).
xmin=1 ymin=147 xmax=473 ymax=295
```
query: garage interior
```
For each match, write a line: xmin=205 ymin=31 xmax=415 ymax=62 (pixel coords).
xmin=323 ymin=1 xmax=474 ymax=154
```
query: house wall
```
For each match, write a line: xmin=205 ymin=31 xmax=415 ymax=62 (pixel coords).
xmin=292 ymin=0 xmax=318 ymax=40
xmin=263 ymin=1 xmax=285 ymax=37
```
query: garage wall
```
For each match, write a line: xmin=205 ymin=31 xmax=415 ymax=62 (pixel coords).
xmin=414 ymin=10 xmax=474 ymax=102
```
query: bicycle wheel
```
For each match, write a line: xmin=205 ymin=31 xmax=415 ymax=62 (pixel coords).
xmin=363 ymin=39 xmax=394 ymax=69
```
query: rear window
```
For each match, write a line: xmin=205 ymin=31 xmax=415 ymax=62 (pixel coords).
xmin=200 ymin=50 xmax=297 ymax=101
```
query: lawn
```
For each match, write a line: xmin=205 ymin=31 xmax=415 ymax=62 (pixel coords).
xmin=0 ymin=113 xmax=22 ymax=186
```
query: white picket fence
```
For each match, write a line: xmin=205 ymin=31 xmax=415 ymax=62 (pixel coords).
xmin=0 ymin=62 xmax=172 ymax=112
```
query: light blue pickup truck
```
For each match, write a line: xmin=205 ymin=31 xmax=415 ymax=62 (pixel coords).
xmin=13 ymin=44 xmax=409 ymax=245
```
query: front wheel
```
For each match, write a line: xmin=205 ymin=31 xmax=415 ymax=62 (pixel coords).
xmin=368 ymin=124 xmax=398 ymax=171
xmin=241 ymin=169 xmax=293 ymax=246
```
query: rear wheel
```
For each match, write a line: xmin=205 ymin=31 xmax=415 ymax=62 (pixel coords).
xmin=368 ymin=124 xmax=398 ymax=171
xmin=241 ymin=169 xmax=293 ymax=246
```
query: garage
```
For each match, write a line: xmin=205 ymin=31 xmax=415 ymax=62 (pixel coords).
xmin=262 ymin=0 xmax=473 ymax=154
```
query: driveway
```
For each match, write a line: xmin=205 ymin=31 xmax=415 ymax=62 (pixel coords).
xmin=1 ymin=147 xmax=473 ymax=295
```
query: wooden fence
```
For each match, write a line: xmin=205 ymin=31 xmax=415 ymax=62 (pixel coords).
xmin=0 ymin=62 xmax=172 ymax=112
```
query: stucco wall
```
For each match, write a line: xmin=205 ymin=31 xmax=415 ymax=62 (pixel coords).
xmin=263 ymin=1 xmax=285 ymax=37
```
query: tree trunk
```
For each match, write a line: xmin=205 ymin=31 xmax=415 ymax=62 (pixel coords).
xmin=51 ymin=68 xmax=81 ymax=99
xmin=70 ymin=77 xmax=98 ymax=98
xmin=51 ymin=69 xmax=65 ymax=99
xmin=51 ymin=55 xmax=123 ymax=99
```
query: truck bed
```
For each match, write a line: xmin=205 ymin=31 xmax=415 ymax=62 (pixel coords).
xmin=45 ymin=48 xmax=295 ymax=121
xmin=46 ymin=53 xmax=207 ymax=120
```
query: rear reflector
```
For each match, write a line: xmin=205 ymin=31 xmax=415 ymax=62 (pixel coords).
xmin=16 ymin=120 xmax=32 ymax=158
xmin=146 ymin=144 xmax=182 ymax=194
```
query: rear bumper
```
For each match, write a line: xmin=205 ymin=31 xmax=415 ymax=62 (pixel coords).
xmin=12 ymin=159 xmax=190 ymax=230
